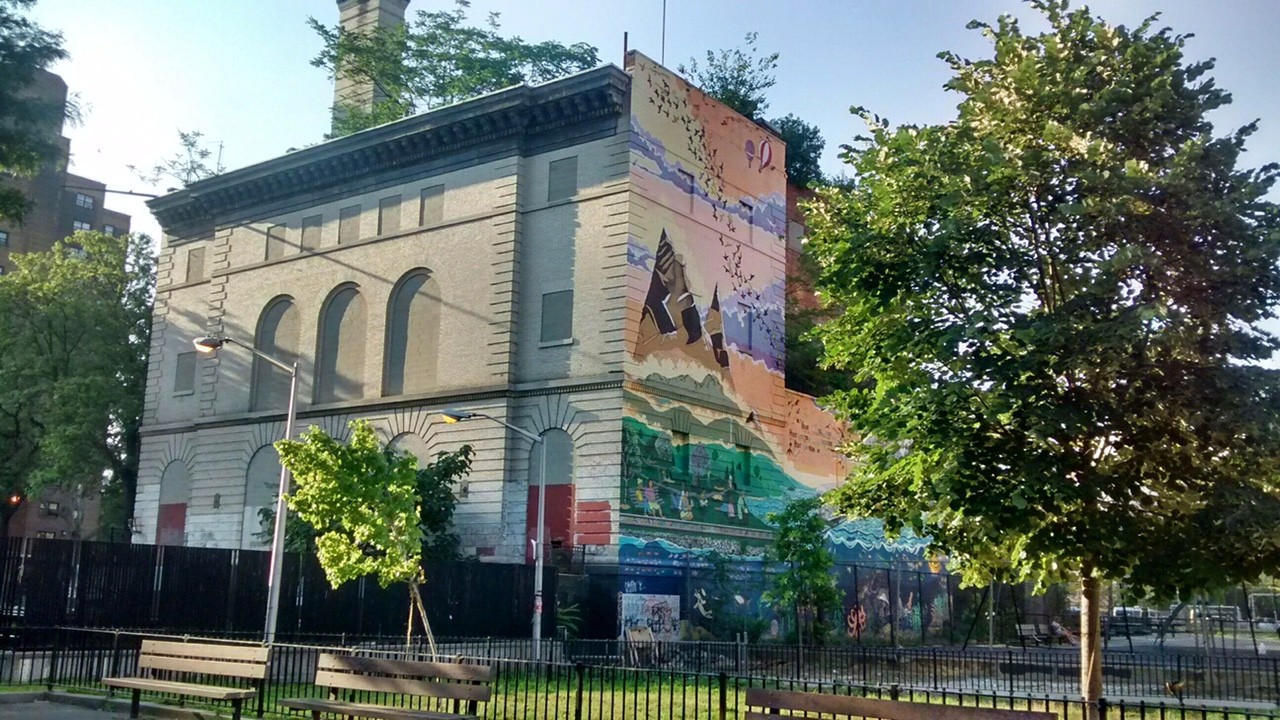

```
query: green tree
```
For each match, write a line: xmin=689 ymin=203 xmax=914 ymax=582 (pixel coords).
xmin=0 ymin=0 xmax=69 ymax=222
xmin=128 ymin=130 xmax=225 ymax=188
xmin=276 ymin=420 xmax=473 ymax=650
xmin=764 ymin=498 xmax=840 ymax=645
xmin=806 ymin=1 xmax=1280 ymax=710
xmin=309 ymin=0 xmax=599 ymax=137
xmin=679 ymin=31 xmax=777 ymax=120
xmin=772 ymin=114 xmax=825 ymax=188
xmin=0 ymin=231 xmax=155 ymax=536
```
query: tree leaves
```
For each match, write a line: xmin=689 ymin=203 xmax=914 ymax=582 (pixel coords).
xmin=0 ymin=232 xmax=154 ymax=534
xmin=276 ymin=420 xmax=473 ymax=589
xmin=310 ymin=0 xmax=600 ymax=138
xmin=808 ymin=0 xmax=1280 ymax=603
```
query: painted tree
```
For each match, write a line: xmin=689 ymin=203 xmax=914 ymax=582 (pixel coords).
xmin=309 ymin=0 xmax=599 ymax=137
xmin=805 ymin=1 xmax=1280 ymax=711
xmin=0 ymin=0 xmax=70 ymax=222
xmin=764 ymin=498 xmax=840 ymax=645
xmin=276 ymin=420 xmax=472 ymax=652
xmin=0 ymin=232 xmax=154 ymax=536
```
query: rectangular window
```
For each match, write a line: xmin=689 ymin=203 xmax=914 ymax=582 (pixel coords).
xmin=41 ymin=501 xmax=59 ymax=515
xmin=0 ymin=230 xmax=7 ymax=247
xmin=174 ymin=351 xmax=196 ymax=394
xmin=737 ymin=444 xmax=752 ymax=486
xmin=338 ymin=205 xmax=361 ymax=244
xmin=103 ymin=225 xmax=115 ymax=236
xmin=35 ymin=531 xmax=54 ymax=539
xmin=186 ymin=247 xmax=205 ymax=283
xmin=419 ymin=184 xmax=444 ymax=226
xmin=741 ymin=201 xmax=754 ymax=241
xmin=72 ymin=220 xmax=91 ymax=232
xmin=540 ymin=290 xmax=574 ymax=343
xmin=547 ymin=156 xmax=578 ymax=202
xmin=301 ymin=214 xmax=323 ymax=250
xmin=266 ymin=224 xmax=289 ymax=260
xmin=75 ymin=193 xmax=94 ymax=209
xmin=0 ymin=265 xmax=5 ymax=276
xmin=673 ymin=431 xmax=690 ymax=479
xmin=740 ymin=303 xmax=754 ymax=350
xmin=677 ymin=169 xmax=695 ymax=212
xmin=378 ymin=195 xmax=402 ymax=235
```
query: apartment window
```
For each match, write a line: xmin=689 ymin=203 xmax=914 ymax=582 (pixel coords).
xmin=737 ymin=444 xmax=752 ymax=486
xmin=35 ymin=531 xmax=54 ymax=539
xmin=741 ymin=201 xmax=754 ymax=240
xmin=673 ymin=430 xmax=690 ymax=478
xmin=338 ymin=205 xmax=361 ymax=244
xmin=0 ymin=265 xmax=5 ymax=276
xmin=547 ymin=156 xmax=578 ymax=202
xmin=301 ymin=214 xmax=323 ymax=250
xmin=540 ymin=290 xmax=574 ymax=343
xmin=173 ymin=351 xmax=197 ymax=394
xmin=186 ymin=247 xmax=205 ymax=283
xmin=419 ymin=184 xmax=444 ymax=226
xmin=75 ymin=193 xmax=94 ymax=209
xmin=378 ymin=195 xmax=402 ymax=235
xmin=103 ymin=225 xmax=115 ymax=236
xmin=265 ymin=224 xmax=289 ymax=260
xmin=72 ymin=220 xmax=91 ymax=232
xmin=0 ymin=230 xmax=9 ymax=247
xmin=40 ymin=501 xmax=60 ymax=515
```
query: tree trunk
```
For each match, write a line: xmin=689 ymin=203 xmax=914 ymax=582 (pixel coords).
xmin=1080 ymin=568 xmax=1104 ymax=720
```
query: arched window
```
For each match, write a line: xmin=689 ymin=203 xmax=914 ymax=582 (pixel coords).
xmin=156 ymin=461 xmax=192 ymax=546
xmin=241 ymin=446 xmax=280 ymax=548
xmin=383 ymin=270 xmax=441 ymax=396
xmin=315 ymin=284 xmax=367 ymax=403
xmin=527 ymin=428 xmax=575 ymax=562
xmin=251 ymin=297 xmax=299 ymax=410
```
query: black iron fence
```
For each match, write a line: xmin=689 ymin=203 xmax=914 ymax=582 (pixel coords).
xmin=1 ymin=628 xmax=1274 ymax=719
xmin=0 ymin=538 xmax=555 ymax=638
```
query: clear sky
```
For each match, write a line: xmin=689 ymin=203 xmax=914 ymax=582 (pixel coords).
xmin=26 ymin=0 xmax=1280 ymax=243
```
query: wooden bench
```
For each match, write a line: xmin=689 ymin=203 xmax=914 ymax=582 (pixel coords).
xmin=744 ymin=689 xmax=1057 ymax=720
xmin=281 ymin=653 xmax=492 ymax=720
xmin=102 ymin=639 xmax=269 ymax=720
xmin=1016 ymin=623 xmax=1048 ymax=645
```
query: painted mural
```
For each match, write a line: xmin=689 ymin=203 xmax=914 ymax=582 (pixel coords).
xmin=617 ymin=55 xmax=944 ymax=641
xmin=621 ymin=52 xmax=851 ymax=559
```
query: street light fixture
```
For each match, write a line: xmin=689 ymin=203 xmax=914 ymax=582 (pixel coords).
xmin=441 ymin=408 xmax=548 ymax=659
xmin=194 ymin=336 xmax=298 ymax=645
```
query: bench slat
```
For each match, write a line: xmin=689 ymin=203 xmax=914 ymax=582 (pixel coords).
xmin=103 ymin=677 xmax=257 ymax=701
xmin=319 ymin=654 xmax=492 ymax=682
xmin=141 ymin=639 xmax=269 ymax=663
xmin=281 ymin=697 xmax=477 ymax=720
xmin=744 ymin=689 xmax=1056 ymax=720
xmin=140 ymin=654 xmax=270 ymax=680
xmin=315 ymin=670 xmax=491 ymax=703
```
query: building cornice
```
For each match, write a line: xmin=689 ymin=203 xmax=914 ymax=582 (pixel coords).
xmin=148 ymin=65 xmax=630 ymax=238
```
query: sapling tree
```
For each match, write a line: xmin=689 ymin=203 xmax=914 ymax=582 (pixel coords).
xmin=764 ymin=498 xmax=840 ymax=645
xmin=276 ymin=419 xmax=472 ymax=653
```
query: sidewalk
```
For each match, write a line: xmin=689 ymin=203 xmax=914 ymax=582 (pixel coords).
xmin=0 ymin=700 xmax=130 ymax=719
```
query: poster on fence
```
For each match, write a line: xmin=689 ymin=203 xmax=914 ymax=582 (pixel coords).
xmin=618 ymin=593 xmax=681 ymax=640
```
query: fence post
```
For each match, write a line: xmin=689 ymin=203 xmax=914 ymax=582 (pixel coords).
xmin=108 ymin=630 xmax=121 ymax=679
xmin=46 ymin=628 xmax=61 ymax=692
xmin=573 ymin=662 xmax=585 ymax=720
xmin=717 ymin=671 xmax=728 ymax=720
xmin=889 ymin=683 xmax=899 ymax=701
xmin=1272 ymin=657 xmax=1278 ymax=706
xmin=1006 ymin=650 xmax=1014 ymax=695
xmin=1097 ymin=697 xmax=1108 ymax=720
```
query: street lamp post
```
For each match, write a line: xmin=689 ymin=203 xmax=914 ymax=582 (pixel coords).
xmin=441 ymin=409 xmax=547 ymax=659
xmin=194 ymin=336 xmax=298 ymax=645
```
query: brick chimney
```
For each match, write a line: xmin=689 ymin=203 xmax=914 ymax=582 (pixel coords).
xmin=332 ymin=0 xmax=410 ymax=129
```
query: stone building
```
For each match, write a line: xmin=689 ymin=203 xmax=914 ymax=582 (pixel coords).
xmin=135 ymin=1 xmax=862 ymax=637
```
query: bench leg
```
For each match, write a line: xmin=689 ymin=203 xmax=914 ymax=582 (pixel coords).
xmin=129 ymin=688 xmax=141 ymax=719
xmin=231 ymin=698 xmax=242 ymax=720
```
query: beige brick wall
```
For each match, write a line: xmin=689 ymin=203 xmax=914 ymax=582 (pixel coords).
xmin=137 ymin=137 xmax=628 ymax=556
